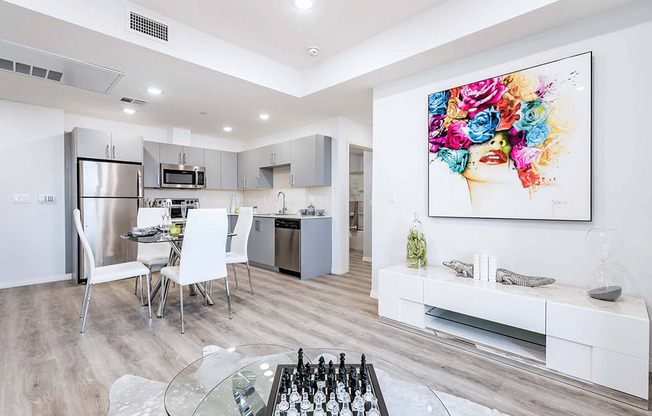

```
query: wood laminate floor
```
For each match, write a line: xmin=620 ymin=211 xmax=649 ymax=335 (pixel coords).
xmin=0 ymin=252 xmax=647 ymax=415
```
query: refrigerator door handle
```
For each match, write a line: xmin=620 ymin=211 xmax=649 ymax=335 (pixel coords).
xmin=105 ymin=144 xmax=110 ymax=158
xmin=137 ymin=169 xmax=143 ymax=198
xmin=112 ymin=145 xmax=116 ymax=159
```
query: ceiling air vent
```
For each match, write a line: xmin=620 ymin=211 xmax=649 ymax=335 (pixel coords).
xmin=0 ymin=40 xmax=123 ymax=93
xmin=129 ymin=11 xmax=168 ymax=42
xmin=119 ymin=96 xmax=148 ymax=107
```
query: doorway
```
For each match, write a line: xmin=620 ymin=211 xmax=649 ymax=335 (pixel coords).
xmin=349 ymin=145 xmax=372 ymax=263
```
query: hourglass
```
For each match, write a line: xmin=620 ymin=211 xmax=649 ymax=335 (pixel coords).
xmin=586 ymin=228 xmax=625 ymax=301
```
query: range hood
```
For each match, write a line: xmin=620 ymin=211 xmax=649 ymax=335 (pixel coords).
xmin=0 ymin=39 xmax=123 ymax=94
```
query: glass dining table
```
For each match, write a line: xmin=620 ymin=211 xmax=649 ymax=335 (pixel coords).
xmin=121 ymin=229 xmax=236 ymax=318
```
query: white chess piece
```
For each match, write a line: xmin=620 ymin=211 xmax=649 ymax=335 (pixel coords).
xmin=278 ymin=394 xmax=290 ymax=412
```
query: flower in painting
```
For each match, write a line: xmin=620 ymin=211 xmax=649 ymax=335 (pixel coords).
xmin=458 ymin=77 xmax=507 ymax=117
xmin=429 ymin=91 xmax=451 ymax=116
xmin=495 ymin=97 xmax=521 ymax=131
xmin=525 ymin=124 xmax=552 ymax=147
xmin=446 ymin=87 xmax=468 ymax=120
xmin=445 ymin=122 xmax=472 ymax=150
xmin=507 ymin=127 xmax=526 ymax=148
xmin=511 ymin=146 xmax=542 ymax=169
xmin=429 ymin=115 xmax=446 ymax=139
xmin=517 ymin=167 xmax=542 ymax=189
xmin=501 ymin=71 xmax=540 ymax=107
xmin=437 ymin=148 xmax=469 ymax=173
xmin=464 ymin=107 xmax=501 ymax=143
xmin=513 ymin=100 xmax=551 ymax=133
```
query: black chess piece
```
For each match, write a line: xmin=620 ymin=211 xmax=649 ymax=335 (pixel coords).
xmin=339 ymin=353 xmax=347 ymax=383
xmin=327 ymin=370 xmax=336 ymax=396
xmin=305 ymin=363 xmax=312 ymax=383
xmin=349 ymin=365 xmax=358 ymax=392
xmin=360 ymin=354 xmax=367 ymax=375
xmin=328 ymin=360 xmax=335 ymax=377
xmin=297 ymin=348 xmax=305 ymax=375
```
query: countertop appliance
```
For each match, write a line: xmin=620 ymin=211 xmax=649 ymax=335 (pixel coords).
xmin=275 ymin=218 xmax=301 ymax=276
xmin=76 ymin=160 xmax=143 ymax=283
xmin=160 ymin=163 xmax=205 ymax=189
xmin=153 ymin=198 xmax=199 ymax=223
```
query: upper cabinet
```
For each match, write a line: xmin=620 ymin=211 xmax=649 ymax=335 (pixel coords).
xmin=290 ymin=135 xmax=332 ymax=187
xmin=220 ymin=151 xmax=238 ymax=190
xmin=259 ymin=141 xmax=291 ymax=167
xmin=143 ymin=141 xmax=160 ymax=188
xmin=237 ymin=150 xmax=257 ymax=190
xmin=204 ymin=149 xmax=221 ymax=190
xmin=159 ymin=143 xmax=204 ymax=166
xmin=73 ymin=127 xmax=143 ymax=163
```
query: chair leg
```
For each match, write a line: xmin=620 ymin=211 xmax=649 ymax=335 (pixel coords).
xmin=209 ymin=280 xmax=213 ymax=297
xmin=232 ymin=263 xmax=239 ymax=288
xmin=80 ymin=282 xmax=90 ymax=318
xmin=146 ymin=272 xmax=152 ymax=319
xmin=225 ymin=277 xmax=232 ymax=320
xmin=160 ymin=276 xmax=168 ymax=318
xmin=139 ymin=276 xmax=144 ymax=306
xmin=134 ymin=277 xmax=138 ymax=295
xmin=162 ymin=278 xmax=171 ymax=316
xmin=80 ymin=284 xmax=93 ymax=333
xmin=246 ymin=261 xmax=254 ymax=295
xmin=179 ymin=284 xmax=185 ymax=334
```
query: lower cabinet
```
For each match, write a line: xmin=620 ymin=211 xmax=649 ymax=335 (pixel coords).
xmin=248 ymin=217 xmax=275 ymax=267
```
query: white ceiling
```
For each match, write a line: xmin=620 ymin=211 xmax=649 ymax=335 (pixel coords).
xmin=131 ymin=0 xmax=442 ymax=70
xmin=0 ymin=0 xmax=643 ymax=141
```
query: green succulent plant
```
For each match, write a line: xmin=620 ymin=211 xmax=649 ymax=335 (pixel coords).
xmin=406 ymin=225 xmax=427 ymax=269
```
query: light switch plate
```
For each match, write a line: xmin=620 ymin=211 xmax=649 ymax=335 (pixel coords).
xmin=12 ymin=194 xmax=30 ymax=204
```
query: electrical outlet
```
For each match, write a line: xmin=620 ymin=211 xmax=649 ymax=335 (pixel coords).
xmin=38 ymin=195 xmax=56 ymax=203
xmin=316 ymin=196 xmax=322 ymax=203
xmin=12 ymin=194 xmax=30 ymax=204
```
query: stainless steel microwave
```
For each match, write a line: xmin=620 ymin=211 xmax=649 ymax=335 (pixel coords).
xmin=160 ymin=163 xmax=206 ymax=189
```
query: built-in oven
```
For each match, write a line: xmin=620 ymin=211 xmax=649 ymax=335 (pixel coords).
xmin=160 ymin=163 xmax=206 ymax=189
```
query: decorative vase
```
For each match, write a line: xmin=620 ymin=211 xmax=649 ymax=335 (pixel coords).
xmin=406 ymin=212 xmax=427 ymax=270
xmin=586 ymin=228 xmax=625 ymax=301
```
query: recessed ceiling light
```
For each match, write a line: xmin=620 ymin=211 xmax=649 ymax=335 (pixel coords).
xmin=123 ymin=108 xmax=136 ymax=114
xmin=259 ymin=114 xmax=270 ymax=120
xmin=146 ymin=87 xmax=163 ymax=95
xmin=294 ymin=0 xmax=313 ymax=10
xmin=307 ymin=46 xmax=320 ymax=57
xmin=223 ymin=126 xmax=233 ymax=132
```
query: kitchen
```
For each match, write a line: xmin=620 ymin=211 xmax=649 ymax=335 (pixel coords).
xmin=68 ymin=126 xmax=335 ymax=284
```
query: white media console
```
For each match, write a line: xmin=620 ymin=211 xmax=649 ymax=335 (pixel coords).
xmin=378 ymin=264 xmax=650 ymax=406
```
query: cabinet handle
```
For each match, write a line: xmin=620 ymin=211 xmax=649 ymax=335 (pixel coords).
xmin=290 ymin=172 xmax=294 ymax=185
xmin=179 ymin=152 xmax=182 ymax=164
xmin=183 ymin=152 xmax=187 ymax=164
xmin=256 ymin=177 xmax=259 ymax=188
xmin=157 ymin=173 xmax=161 ymax=187
xmin=244 ymin=178 xmax=247 ymax=189
xmin=105 ymin=144 xmax=110 ymax=158
xmin=112 ymin=145 xmax=116 ymax=159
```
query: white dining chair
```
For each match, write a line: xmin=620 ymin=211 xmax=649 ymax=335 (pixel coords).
xmin=160 ymin=208 xmax=229 ymax=333
xmin=226 ymin=207 xmax=254 ymax=295
xmin=134 ymin=207 xmax=170 ymax=298
xmin=73 ymin=209 xmax=151 ymax=333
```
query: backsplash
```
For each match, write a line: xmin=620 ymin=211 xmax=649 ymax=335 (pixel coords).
xmin=144 ymin=165 xmax=331 ymax=214
xmin=242 ymin=165 xmax=332 ymax=215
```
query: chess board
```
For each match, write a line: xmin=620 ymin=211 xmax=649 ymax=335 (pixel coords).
xmin=265 ymin=361 xmax=389 ymax=416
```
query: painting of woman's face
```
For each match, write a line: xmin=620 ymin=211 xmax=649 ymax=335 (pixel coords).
xmin=462 ymin=131 xmax=513 ymax=183
xmin=427 ymin=52 xmax=592 ymax=220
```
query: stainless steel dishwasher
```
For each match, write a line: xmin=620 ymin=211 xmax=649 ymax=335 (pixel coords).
xmin=274 ymin=218 xmax=301 ymax=275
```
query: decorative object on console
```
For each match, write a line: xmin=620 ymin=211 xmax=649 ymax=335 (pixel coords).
xmin=428 ymin=52 xmax=592 ymax=221
xmin=307 ymin=203 xmax=316 ymax=216
xmin=442 ymin=260 xmax=555 ymax=287
xmin=586 ymin=228 xmax=625 ymax=301
xmin=406 ymin=212 xmax=427 ymax=269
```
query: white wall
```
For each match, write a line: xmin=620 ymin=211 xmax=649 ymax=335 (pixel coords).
xmin=0 ymin=100 xmax=66 ymax=288
xmin=363 ymin=151 xmax=373 ymax=264
xmin=372 ymin=6 xmax=652 ymax=336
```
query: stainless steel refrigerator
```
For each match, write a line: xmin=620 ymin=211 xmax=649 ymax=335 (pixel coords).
xmin=75 ymin=160 xmax=143 ymax=283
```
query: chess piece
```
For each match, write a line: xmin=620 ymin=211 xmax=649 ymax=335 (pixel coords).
xmin=289 ymin=385 xmax=301 ymax=404
xmin=297 ymin=348 xmax=305 ymax=375
xmin=348 ymin=366 xmax=357 ymax=392
xmin=305 ymin=363 xmax=312 ymax=383
xmin=287 ymin=407 xmax=299 ymax=416
xmin=278 ymin=394 xmax=290 ymax=412
xmin=339 ymin=353 xmax=346 ymax=382
xmin=362 ymin=381 xmax=374 ymax=403
xmin=313 ymin=381 xmax=326 ymax=405
xmin=313 ymin=402 xmax=326 ymax=416
xmin=326 ymin=392 xmax=339 ymax=413
xmin=351 ymin=391 xmax=364 ymax=412
xmin=360 ymin=355 xmax=367 ymax=376
xmin=274 ymin=409 xmax=281 ymax=416
xmin=368 ymin=397 xmax=380 ymax=416
xmin=300 ymin=392 xmax=311 ymax=411
xmin=340 ymin=401 xmax=353 ymax=416
xmin=300 ymin=410 xmax=308 ymax=416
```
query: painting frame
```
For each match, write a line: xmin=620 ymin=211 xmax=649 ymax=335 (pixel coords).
xmin=427 ymin=51 xmax=593 ymax=222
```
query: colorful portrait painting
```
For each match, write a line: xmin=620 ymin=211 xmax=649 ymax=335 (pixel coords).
xmin=428 ymin=52 xmax=592 ymax=221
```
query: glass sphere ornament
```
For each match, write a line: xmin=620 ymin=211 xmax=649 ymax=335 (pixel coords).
xmin=586 ymin=228 xmax=625 ymax=301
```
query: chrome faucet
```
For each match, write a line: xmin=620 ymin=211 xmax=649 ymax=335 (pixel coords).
xmin=277 ymin=191 xmax=287 ymax=215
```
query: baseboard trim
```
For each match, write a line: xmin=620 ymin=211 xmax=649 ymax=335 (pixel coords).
xmin=369 ymin=289 xmax=378 ymax=299
xmin=0 ymin=273 xmax=72 ymax=290
xmin=331 ymin=267 xmax=349 ymax=275
xmin=362 ymin=256 xmax=372 ymax=263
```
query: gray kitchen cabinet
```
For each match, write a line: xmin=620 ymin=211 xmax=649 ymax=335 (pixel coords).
xmin=159 ymin=144 xmax=204 ymax=166
xmin=183 ymin=146 xmax=205 ymax=166
xmin=220 ymin=151 xmax=238 ymax=190
xmin=237 ymin=150 xmax=254 ymax=190
xmin=159 ymin=143 xmax=184 ymax=165
xmin=73 ymin=127 xmax=143 ymax=163
xmin=259 ymin=141 xmax=291 ymax=167
xmin=74 ymin=128 xmax=112 ymax=160
xmin=290 ymin=135 xmax=332 ymax=187
xmin=204 ymin=149 xmax=222 ymax=190
xmin=111 ymin=133 xmax=143 ymax=163
xmin=248 ymin=217 xmax=275 ymax=266
xmin=143 ymin=141 xmax=160 ymax=188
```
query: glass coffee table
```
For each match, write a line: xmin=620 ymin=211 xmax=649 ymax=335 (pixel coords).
xmin=164 ymin=344 xmax=450 ymax=415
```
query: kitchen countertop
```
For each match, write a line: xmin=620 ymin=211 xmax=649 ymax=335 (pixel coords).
xmin=228 ymin=213 xmax=331 ymax=219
